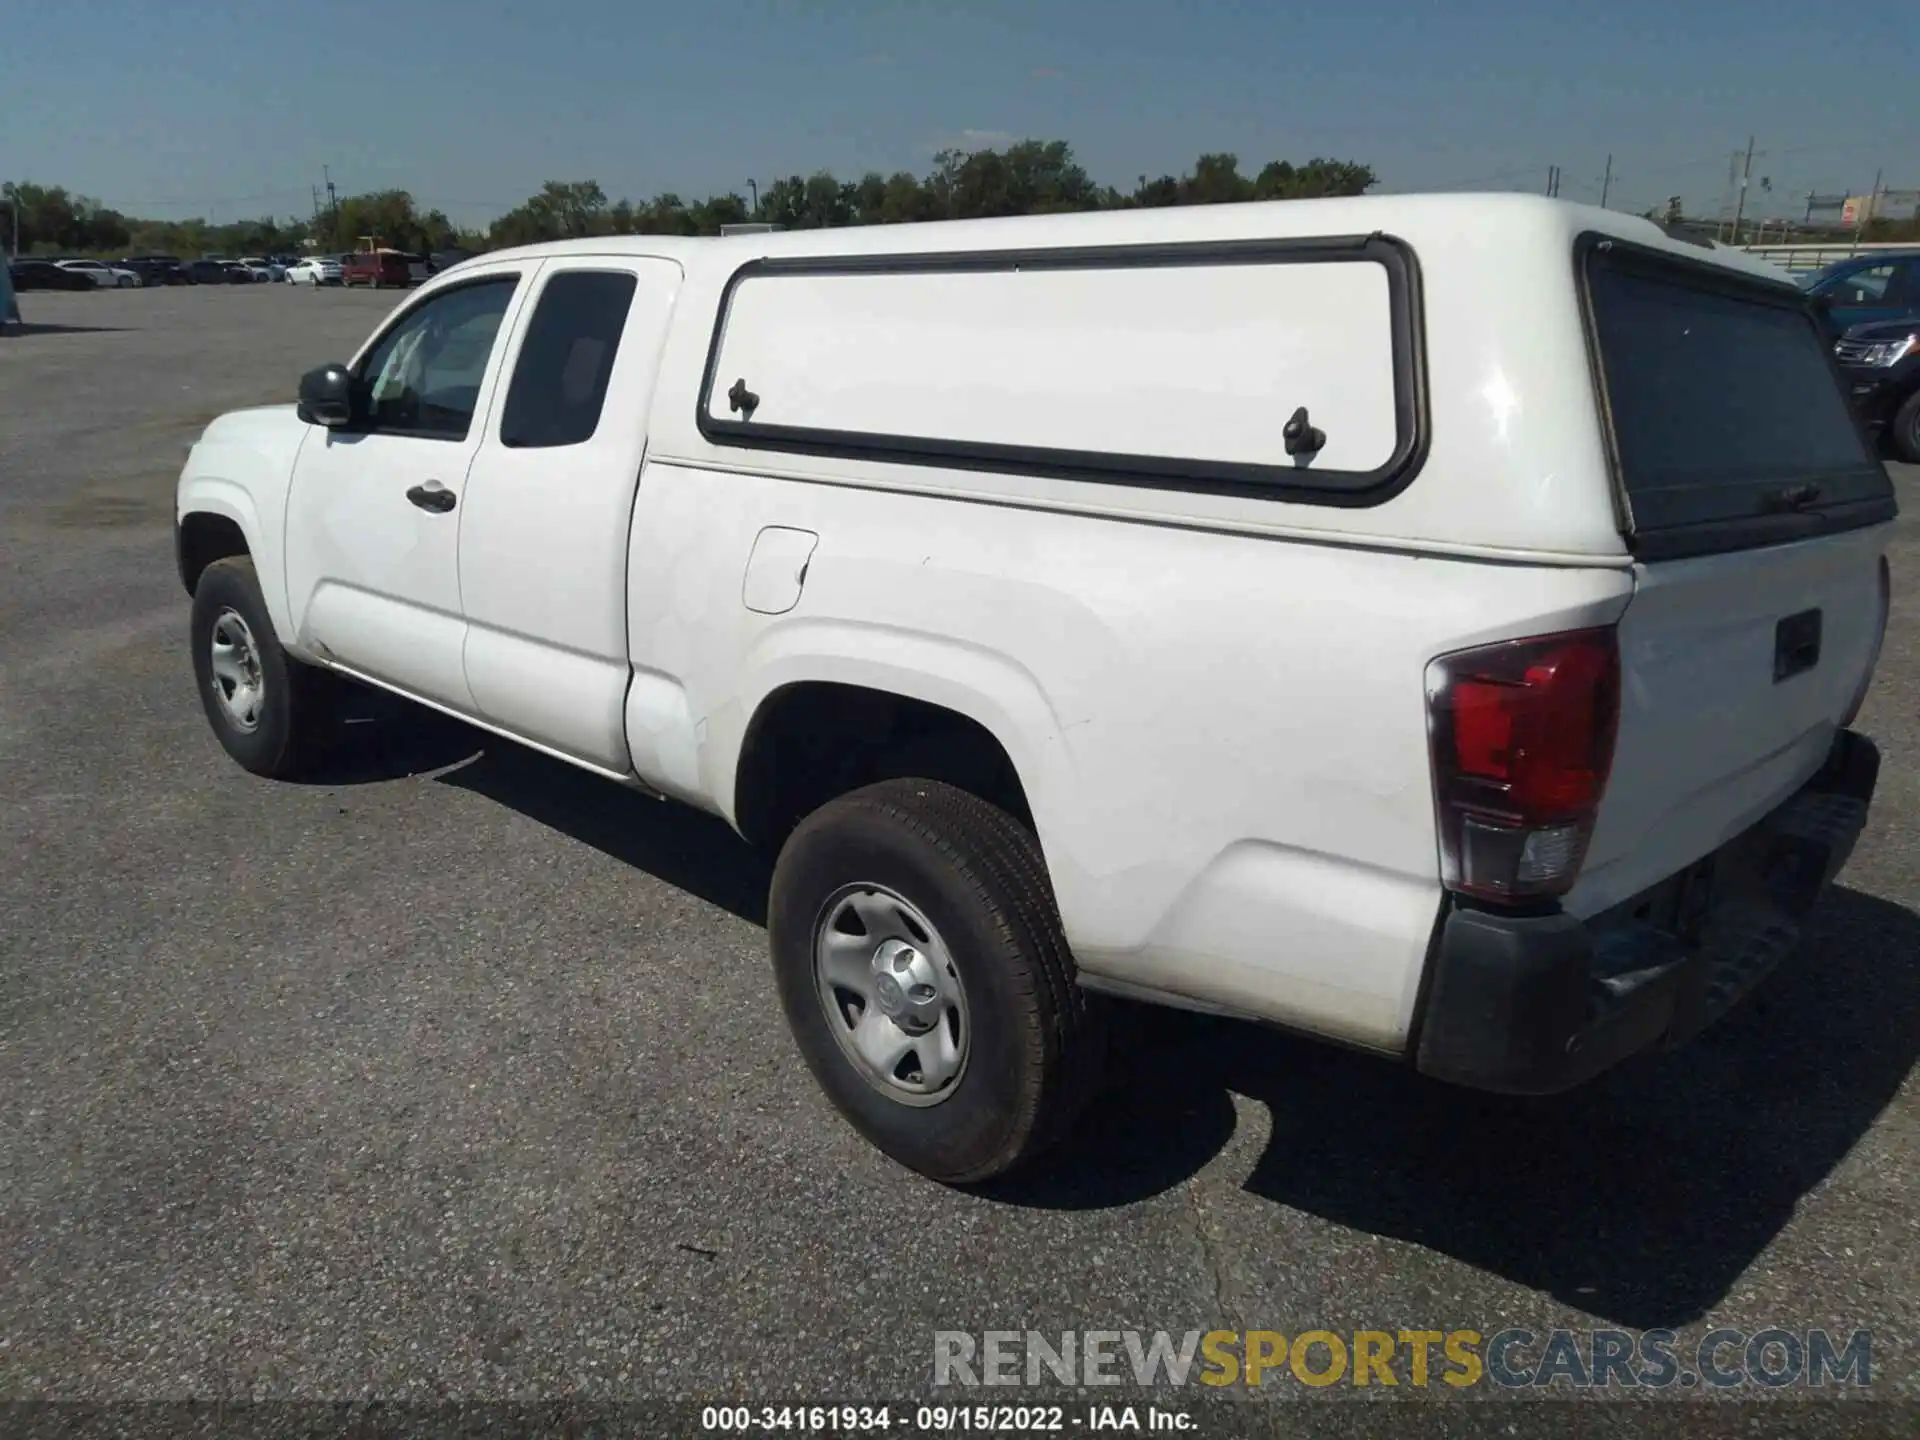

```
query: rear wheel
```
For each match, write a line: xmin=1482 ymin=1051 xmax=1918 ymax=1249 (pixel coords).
xmin=769 ymin=779 xmax=1104 ymax=1183
xmin=189 ymin=556 xmax=333 ymax=778
xmin=1891 ymin=389 xmax=1920 ymax=465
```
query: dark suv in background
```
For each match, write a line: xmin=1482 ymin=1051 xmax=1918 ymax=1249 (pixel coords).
xmin=186 ymin=259 xmax=251 ymax=285
xmin=1836 ymin=318 xmax=1920 ymax=462
xmin=122 ymin=255 xmax=189 ymax=286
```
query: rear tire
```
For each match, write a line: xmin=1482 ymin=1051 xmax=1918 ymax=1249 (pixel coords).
xmin=769 ymin=779 xmax=1104 ymax=1184
xmin=1891 ymin=389 xmax=1920 ymax=465
xmin=189 ymin=556 xmax=332 ymax=779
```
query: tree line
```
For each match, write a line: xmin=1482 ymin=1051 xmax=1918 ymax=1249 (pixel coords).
xmin=4 ymin=141 xmax=1378 ymax=259
xmin=23 ymin=141 xmax=1905 ymax=260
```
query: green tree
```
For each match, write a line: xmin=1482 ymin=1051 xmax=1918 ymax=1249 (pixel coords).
xmin=1184 ymin=153 xmax=1251 ymax=205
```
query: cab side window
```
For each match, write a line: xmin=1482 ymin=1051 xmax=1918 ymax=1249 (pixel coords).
xmin=498 ymin=271 xmax=639 ymax=449
xmin=355 ymin=277 xmax=519 ymax=440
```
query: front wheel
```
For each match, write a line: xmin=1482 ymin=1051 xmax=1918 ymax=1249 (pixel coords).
xmin=769 ymin=779 xmax=1104 ymax=1184
xmin=1891 ymin=390 xmax=1920 ymax=465
xmin=189 ymin=556 xmax=332 ymax=778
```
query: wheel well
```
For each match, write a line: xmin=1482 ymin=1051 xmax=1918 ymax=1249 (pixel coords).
xmin=177 ymin=512 xmax=249 ymax=594
xmin=734 ymin=682 xmax=1035 ymax=852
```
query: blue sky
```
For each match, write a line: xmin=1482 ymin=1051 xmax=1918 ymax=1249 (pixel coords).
xmin=4 ymin=0 xmax=1915 ymax=229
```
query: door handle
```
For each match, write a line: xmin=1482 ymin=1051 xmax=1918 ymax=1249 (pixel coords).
xmin=406 ymin=482 xmax=457 ymax=513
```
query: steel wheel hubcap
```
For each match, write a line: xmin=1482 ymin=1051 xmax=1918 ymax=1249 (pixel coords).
xmin=814 ymin=884 xmax=969 ymax=1106
xmin=208 ymin=608 xmax=265 ymax=732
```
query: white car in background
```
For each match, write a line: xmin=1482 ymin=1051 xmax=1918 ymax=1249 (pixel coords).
xmin=56 ymin=259 xmax=141 ymax=289
xmin=285 ymin=257 xmax=343 ymax=287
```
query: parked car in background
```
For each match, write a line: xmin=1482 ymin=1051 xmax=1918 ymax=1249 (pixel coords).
xmin=285 ymin=256 xmax=344 ymax=286
xmin=429 ymin=248 xmax=472 ymax=273
xmin=186 ymin=259 xmax=252 ymax=285
xmin=122 ymin=255 xmax=190 ymax=286
xmin=1835 ymin=317 xmax=1920 ymax=462
xmin=10 ymin=259 xmax=98 ymax=291
xmin=340 ymin=250 xmax=411 ymax=288
xmin=1 ymin=258 xmax=18 ymax=331
xmin=233 ymin=257 xmax=275 ymax=283
xmin=55 ymin=258 xmax=138 ymax=288
xmin=1800 ymin=251 xmax=1920 ymax=330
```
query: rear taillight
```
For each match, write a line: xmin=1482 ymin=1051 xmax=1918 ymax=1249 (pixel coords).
xmin=1841 ymin=555 xmax=1892 ymax=729
xmin=1426 ymin=627 xmax=1621 ymax=904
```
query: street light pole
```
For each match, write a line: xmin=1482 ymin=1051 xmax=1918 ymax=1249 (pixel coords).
xmin=747 ymin=179 xmax=759 ymax=218
xmin=1728 ymin=134 xmax=1756 ymax=244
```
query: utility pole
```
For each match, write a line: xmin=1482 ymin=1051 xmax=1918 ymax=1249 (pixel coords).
xmin=1851 ymin=167 xmax=1882 ymax=255
xmin=1728 ymin=134 xmax=1757 ymax=244
xmin=747 ymin=178 xmax=759 ymax=217
xmin=1545 ymin=164 xmax=1560 ymax=198
xmin=323 ymin=166 xmax=339 ymax=241
xmin=1599 ymin=154 xmax=1613 ymax=209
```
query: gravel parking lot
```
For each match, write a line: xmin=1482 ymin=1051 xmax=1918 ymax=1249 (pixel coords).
xmin=1 ymin=286 xmax=1915 ymax=1428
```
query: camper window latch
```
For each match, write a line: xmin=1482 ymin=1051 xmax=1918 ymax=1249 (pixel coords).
xmin=1283 ymin=405 xmax=1326 ymax=457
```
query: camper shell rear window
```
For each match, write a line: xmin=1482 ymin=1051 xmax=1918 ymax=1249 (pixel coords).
xmin=696 ymin=235 xmax=1429 ymax=506
xmin=1577 ymin=234 xmax=1895 ymax=560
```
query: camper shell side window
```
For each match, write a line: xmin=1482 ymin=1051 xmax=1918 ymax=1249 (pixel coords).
xmin=695 ymin=234 xmax=1430 ymax=507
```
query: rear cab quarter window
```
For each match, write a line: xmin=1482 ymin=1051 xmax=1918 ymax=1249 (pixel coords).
xmin=499 ymin=270 xmax=641 ymax=449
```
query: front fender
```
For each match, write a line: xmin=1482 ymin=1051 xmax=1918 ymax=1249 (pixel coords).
xmin=176 ymin=414 xmax=309 ymax=646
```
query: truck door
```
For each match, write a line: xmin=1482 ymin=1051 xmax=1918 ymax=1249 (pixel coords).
xmin=283 ymin=267 xmax=527 ymax=711
xmin=456 ymin=257 xmax=683 ymax=773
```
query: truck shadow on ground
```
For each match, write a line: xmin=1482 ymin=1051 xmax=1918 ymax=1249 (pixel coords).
xmin=298 ymin=689 xmax=774 ymax=924
xmin=7 ymin=321 xmax=132 ymax=336
xmin=309 ymin=697 xmax=1918 ymax=1331
xmin=999 ymin=882 xmax=1920 ymax=1330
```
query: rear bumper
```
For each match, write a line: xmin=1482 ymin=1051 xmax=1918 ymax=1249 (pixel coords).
xmin=1413 ymin=729 xmax=1879 ymax=1094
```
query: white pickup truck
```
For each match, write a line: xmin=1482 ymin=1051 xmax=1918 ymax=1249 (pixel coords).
xmin=176 ymin=195 xmax=1894 ymax=1182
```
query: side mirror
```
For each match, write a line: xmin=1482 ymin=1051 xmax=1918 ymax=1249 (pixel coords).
xmin=297 ymin=363 xmax=354 ymax=428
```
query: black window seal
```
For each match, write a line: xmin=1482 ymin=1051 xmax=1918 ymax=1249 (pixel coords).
xmin=1571 ymin=231 xmax=1895 ymax=561
xmin=694 ymin=232 xmax=1430 ymax=509
xmin=349 ymin=270 xmax=522 ymax=445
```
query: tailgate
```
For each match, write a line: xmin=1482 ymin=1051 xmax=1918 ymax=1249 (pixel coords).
xmin=1565 ymin=235 xmax=1896 ymax=915
xmin=1573 ymin=527 xmax=1890 ymax=914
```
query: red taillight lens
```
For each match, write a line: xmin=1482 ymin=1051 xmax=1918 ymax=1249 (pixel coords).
xmin=1840 ymin=555 xmax=1891 ymax=729
xmin=1427 ymin=627 xmax=1621 ymax=903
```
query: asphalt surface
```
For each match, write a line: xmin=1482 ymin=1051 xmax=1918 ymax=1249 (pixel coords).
xmin=1 ymin=286 xmax=1915 ymax=1429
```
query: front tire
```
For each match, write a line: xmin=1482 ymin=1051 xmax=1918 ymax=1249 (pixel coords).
xmin=1891 ymin=390 xmax=1920 ymax=465
xmin=189 ymin=556 xmax=330 ymax=778
xmin=769 ymin=779 xmax=1104 ymax=1184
